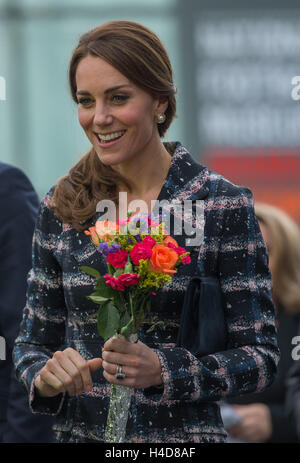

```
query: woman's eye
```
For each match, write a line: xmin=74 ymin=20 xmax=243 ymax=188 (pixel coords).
xmin=112 ymin=94 xmax=129 ymax=103
xmin=77 ymin=98 xmax=93 ymax=106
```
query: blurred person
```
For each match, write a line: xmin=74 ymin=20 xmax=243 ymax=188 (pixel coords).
xmin=0 ymin=162 xmax=55 ymax=442
xmin=224 ymin=202 xmax=300 ymax=443
xmin=12 ymin=21 xmax=279 ymax=443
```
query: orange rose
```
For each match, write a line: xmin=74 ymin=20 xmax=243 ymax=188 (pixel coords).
xmin=150 ymin=244 xmax=178 ymax=274
xmin=95 ymin=220 xmax=119 ymax=242
xmin=162 ymin=236 xmax=178 ymax=247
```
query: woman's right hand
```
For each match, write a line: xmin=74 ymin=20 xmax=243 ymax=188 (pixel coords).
xmin=34 ymin=347 xmax=102 ymax=397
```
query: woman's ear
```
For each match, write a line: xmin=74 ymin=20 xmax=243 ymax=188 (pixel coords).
xmin=154 ymin=96 xmax=169 ymax=118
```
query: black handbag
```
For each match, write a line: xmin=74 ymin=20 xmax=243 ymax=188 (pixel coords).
xmin=176 ymin=276 xmax=228 ymax=357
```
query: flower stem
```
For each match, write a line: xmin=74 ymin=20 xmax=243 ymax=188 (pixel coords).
xmin=104 ymin=383 xmax=132 ymax=443
xmin=104 ymin=333 xmax=138 ymax=443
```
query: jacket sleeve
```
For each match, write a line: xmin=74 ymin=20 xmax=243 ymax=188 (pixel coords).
xmin=0 ymin=165 xmax=39 ymax=351
xmin=12 ymin=189 xmax=68 ymax=415
xmin=150 ymin=184 xmax=280 ymax=403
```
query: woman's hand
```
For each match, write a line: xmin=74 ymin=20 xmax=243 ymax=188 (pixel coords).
xmin=34 ymin=347 xmax=102 ymax=398
xmin=101 ymin=335 xmax=163 ymax=389
xmin=226 ymin=403 xmax=272 ymax=442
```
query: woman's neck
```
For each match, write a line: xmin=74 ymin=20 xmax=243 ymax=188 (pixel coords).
xmin=115 ymin=141 xmax=172 ymax=198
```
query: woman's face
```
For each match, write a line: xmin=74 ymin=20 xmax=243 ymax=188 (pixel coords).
xmin=259 ymin=220 xmax=273 ymax=273
xmin=75 ymin=55 xmax=166 ymax=167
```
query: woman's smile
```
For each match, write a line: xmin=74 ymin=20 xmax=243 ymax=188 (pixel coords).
xmin=94 ymin=129 xmax=127 ymax=147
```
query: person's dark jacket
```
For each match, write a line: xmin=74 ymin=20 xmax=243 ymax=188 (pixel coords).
xmin=12 ymin=143 xmax=279 ymax=443
xmin=227 ymin=308 xmax=300 ymax=442
xmin=0 ymin=162 xmax=55 ymax=442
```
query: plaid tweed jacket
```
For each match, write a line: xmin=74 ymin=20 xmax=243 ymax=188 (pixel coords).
xmin=13 ymin=142 xmax=279 ymax=443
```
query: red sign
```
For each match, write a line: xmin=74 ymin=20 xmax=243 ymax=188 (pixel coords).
xmin=202 ymin=147 xmax=300 ymax=223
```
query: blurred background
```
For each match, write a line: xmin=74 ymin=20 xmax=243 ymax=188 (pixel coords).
xmin=1 ymin=0 xmax=300 ymax=223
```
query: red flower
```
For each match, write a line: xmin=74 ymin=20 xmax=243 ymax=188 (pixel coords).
xmin=167 ymin=243 xmax=187 ymax=256
xmin=106 ymin=249 xmax=128 ymax=268
xmin=118 ymin=273 xmax=140 ymax=287
xmin=130 ymin=242 xmax=153 ymax=266
xmin=142 ymin=236 xmax=156 ymax=248
xmin=181 ymin=254 xmax=191 ymax=265
xmin=104 ymin=274 xmax=125 ymax=291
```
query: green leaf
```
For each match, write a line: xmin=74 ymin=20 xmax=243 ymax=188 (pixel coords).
xmin=95 ymin=278 xmax=117 ymax=298
xmin=113 ymin=291 xmax=126 ymax=312
xmin=95 ymin=278 xmax=126 ymax=312
xmin=124 ymin=259 xmax=133 ymax=273
xmin=88 ymin=294 xmax=111 ymax=304
xmin=97 ymin=302 xmax=120 ymax=341
xmin=80 ymin=266 xmax=101 ymax=280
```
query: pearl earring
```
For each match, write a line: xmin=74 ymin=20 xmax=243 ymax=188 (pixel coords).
xmin=157 ymin=114 xmax=166 ymax=124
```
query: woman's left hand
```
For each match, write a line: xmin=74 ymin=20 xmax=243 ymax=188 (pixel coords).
xmin=101 ymin=335 xmax=163 ymax=389
xmin=227 ymin=403 xmax=272 ymax=442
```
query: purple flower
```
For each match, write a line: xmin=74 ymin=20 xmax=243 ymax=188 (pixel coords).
xmin=108 ymin=243 xmax=121 ymax=253
xmin=98 ymin=242 xmax=109 ymax=256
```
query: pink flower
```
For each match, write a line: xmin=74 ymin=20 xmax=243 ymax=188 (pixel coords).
xmin=130 ymin=242 xmax=153 ymax=265
xmin=166 ymin=242 xmax=187 ymax=256
xmin=117 ymin=273 xmax=140 ymax=287
xmin=149 ymin=219 xmax=160 ymax=228
xmin=181 ymin=254 xmax=191 ymax=265
xmin=104 ymin=274 xmax=125 ymax=291
xmin=166 ymin=242 xmax=177 ymax=251
xmin=106 ymin=249 xmax=128 ymax=268
xmin=116 ymin=219 xmax=128 ymax=227
xmin=142 ymin=236 xmax=156 ymax=248
xmin=175 ymin=246 xmax=187 ymax=256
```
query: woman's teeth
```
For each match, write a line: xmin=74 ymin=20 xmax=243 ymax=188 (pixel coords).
xmin=97 ymin=130 xmax=126 ymax=142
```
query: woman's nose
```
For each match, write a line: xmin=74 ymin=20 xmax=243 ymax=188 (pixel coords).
xmin=93 ymin=102 xmax=113 ymax=126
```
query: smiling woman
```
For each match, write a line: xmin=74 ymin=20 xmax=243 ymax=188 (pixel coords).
xmin=13 ymin=20 xmax=279 ymax=444
xmin=49 ymin=21 xmax=177 ymax=231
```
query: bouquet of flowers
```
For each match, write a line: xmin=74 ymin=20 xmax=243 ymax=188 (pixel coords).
xmin=81 ymin=211 xmax=191 ymax=443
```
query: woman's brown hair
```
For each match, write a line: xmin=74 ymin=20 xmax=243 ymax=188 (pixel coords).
xmin=51 ymin=20 xmax=177 ymax=231
xmin=255 ymin=202 xmax=300 ymax=314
